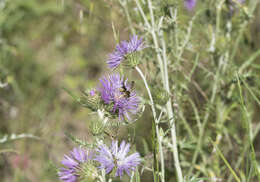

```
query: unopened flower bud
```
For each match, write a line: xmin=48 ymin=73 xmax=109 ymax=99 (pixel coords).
xmin=80 ymin=89 xmax=100 ymax=111
xmin=123 ymin=52 xmax=140 ymax=68
xmin=152 ymin=87 xmax=169 ymax=105
xmin=90 ymin=119 xmax=105 ymax=136
xmin=79 ymin=163 xmax=99 ymax=181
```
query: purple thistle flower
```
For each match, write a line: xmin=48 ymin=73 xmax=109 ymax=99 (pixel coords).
xmin=95 ymin=140 xmax=141 ymax=177
xmin=98 ymin=74 xmax=140 ymax=121
xmin=107 ymin=35 xmax=145 ymax=69
xmin=184 ymin=0 xmax=197 ymax=11
xmin=58 ymin=148 xmax=91 ymax=182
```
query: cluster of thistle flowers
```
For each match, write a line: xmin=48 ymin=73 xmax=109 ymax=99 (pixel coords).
xmin=59 ymin=142 xmax=141 ymax=182
xmin=58 ymin=35 xmax=145 ymax=182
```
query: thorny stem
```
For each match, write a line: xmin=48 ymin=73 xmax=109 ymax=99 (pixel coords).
xmin=119 ymin=0 xmax=135 ymax=35
xmin=135 ymin=67 xmax=157 ymax=128
xmin=160 ymin=29 xmax=183 ymax=182
xmin=147 ymin=0 xmax=183 ymax=181
xmin=135 ymin=0 xmax=183 ymax=181
xmin=135 ymin=66 xmax=165 ymax=182
xmin=135 ymin=0 xmax=165 ymax=84
xmin=134 ymin=0 xmax=151 ymax=29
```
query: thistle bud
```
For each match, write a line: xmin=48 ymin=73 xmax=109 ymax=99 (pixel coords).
xmin=80 ymin=89 xmax=100 ymax=111
xmin=123 ymin=52 xmax=140 ymax=68
xmin=103 ymin=102 xmax=114 ymax=114
xmin=79 ymin=163 xmax=99 ymax=182
xmin=152 ymin=87 xmax=169 ymax=105
xmin=90 ymin=119 xmax=105 ymax=136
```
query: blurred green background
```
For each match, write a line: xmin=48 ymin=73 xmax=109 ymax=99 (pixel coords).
xmin=0 ymin=0 xmax=128 ymax=181
xmin=1 ymin=0 xmax=260 ymax=182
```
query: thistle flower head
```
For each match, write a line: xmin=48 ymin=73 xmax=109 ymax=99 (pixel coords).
xmin=184 ymin=0 xmax=197 ymax=11
xmin=95 ymin=140 xmax=141 ymax=177
xmin=79 ymin=89 xmax=100 ymax=112
xmin=98 ymin=74 xmax=140 ymax=121
xmin=107 ymin=35 xmax=145 ymax=69
xmin=58 ymin=148 xmax=91 ymax=182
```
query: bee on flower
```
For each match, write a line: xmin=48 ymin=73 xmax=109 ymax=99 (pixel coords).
xmin=98 ymin=74 xmax=140 ymax=121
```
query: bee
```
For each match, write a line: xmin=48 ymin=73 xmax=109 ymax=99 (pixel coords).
xmin=119 ymin=81 xmax=135 ymax=98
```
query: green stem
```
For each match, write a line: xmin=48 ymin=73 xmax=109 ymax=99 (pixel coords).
xmin=134 ymin=1 xmax=183 ymax=181
xmin=160 ymin=33 xmax=183 ymax=182
xmin=214 ymin=143 xmax=241 ymax=182
xmin=135 ymin=66 xmax=165 ymax=182
xmin=188 ymin=56 xmax=221 ymax=176
xmin=230 ymin=0 xmax=258 ymax=62
xmin=120 ymin=0 xmax=135 ymax=35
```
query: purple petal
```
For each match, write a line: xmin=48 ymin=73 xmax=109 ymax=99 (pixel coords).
xmin=184 ymin=0 xmax=196 ymax=11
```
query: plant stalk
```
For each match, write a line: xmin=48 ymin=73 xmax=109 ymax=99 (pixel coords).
xmin=135 ymin=66 xmax=165 ymax=182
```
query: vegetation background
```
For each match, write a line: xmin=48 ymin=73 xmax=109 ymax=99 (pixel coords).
xmin=0 ymin=0 xmax=260 ymax=181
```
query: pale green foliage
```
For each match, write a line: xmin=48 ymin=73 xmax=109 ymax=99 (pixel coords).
xmin=118 ymin=0 xmax=260 ymax=181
